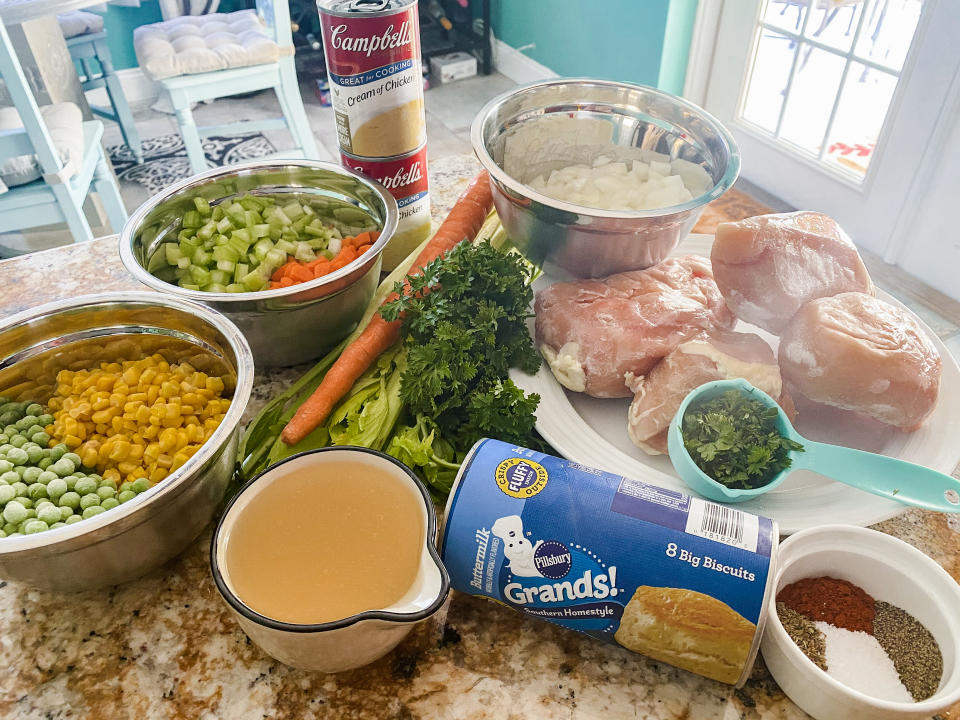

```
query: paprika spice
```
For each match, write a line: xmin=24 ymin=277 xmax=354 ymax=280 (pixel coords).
xmin=777 ymin=576 xmax=875 ymax=633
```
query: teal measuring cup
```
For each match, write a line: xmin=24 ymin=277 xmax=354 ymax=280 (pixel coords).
xmin=667 ymin=378 xmax=960 ymax=511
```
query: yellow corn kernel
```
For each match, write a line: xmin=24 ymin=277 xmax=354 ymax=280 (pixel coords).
xmin=146 ymin=386 xmax=159 ymax=404
xmin=103 ymin=362 xmax=122 ymax=374
xmin=134 ymin=405 xmax=151 ymax=425
xmin=206 ymin=376 xmax=225 ymax=393
xmin=63 ymin=434 xmax=82 ymax=449
xmin=103 ymin=467 xmax=121 ymax=483
xmin=149 ymin=467 xmax=167 ymax=484
xmin=144 ymin=443 xmax=161 ymax=462
xmin=128 ymin=444 xmax=145 ymax=461
xmin=109 ymin=441 xmax=131 ymax=462
xmin=122 ymin=367 xmax=140 ymax=386
xmin=96 ymin=375 xmax=116 ymax=392
xmin=156 ymin=454 xmax=173 ymax=469
xmin=91 ymin=409 xmax=114 ymax=425
xmin=158 ymin=428 xmax=178 ymax=453
xmin=111 ymin=416 xmax=124 ymax=434
xmin=142 ymin=424 xmax=160 ymax=440
xmin=170 ymin=453 xmax=189 ymax=472
xmin=81 ymin=446 xmax=99 ymax=468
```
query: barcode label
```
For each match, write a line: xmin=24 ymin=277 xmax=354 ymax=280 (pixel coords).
xmin=685 ymin=499 xmax=759 ymax=552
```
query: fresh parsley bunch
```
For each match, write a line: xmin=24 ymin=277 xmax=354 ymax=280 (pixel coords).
xmin=380 ymin=241 xmax=541 ymax=450
xmin=682 ymin=390 xmax=804 ymax=489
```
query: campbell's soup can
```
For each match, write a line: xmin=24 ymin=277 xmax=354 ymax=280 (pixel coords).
xmin=341 ymin=144 xmax=431 ymax=269
xmin=318 ymin=0 xmax=427 ymax=158
xmin=442 ymin=439 xmax=779 ymax=686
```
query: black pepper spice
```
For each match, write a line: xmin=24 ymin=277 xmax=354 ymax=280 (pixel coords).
xmin=777 ymin=602 xmax=827 ymax=670
xmin=873 ymin=601 xmax=942 ymax=701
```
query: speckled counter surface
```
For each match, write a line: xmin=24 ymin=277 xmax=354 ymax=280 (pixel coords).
xmin=1 ymin=154 xmax=958 ymax=720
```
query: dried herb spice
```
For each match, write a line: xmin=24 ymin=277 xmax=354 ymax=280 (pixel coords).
xmin=777 ymin=602 xmax=827 ymax=670
xmin=874 ymin=601 xmax=943 ymax=701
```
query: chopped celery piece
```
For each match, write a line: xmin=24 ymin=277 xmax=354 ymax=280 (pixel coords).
xmin=193 ymin=249 xmax=212 ymax=267
xmin=193 ymin=197 xmax=211 ymax=216
xmin=248 ymin=252 xmax=259 ymax=266
xmin=282 ymin=201 xmax=304 ymax=220
xmin=164 ymin=243 xmax=185 ymax=265
xmin=226 ymin=203 xmax=246 ymax=226
xmin=196 ymin=220 xmax=217 ymax=240
xmin=264 ymin=248 xmax=287 ymax=268
xmin=244 ymin=210 xmax=261 ymax=227
xmin=216 ymin=217 xmax=233 ymax=234
xmin=241 ymin=268 xmax=268 ymax=291
xmin=294 ymin=242 xmax=315 ymax=262
xmin=226 ymin=283 xmax=246 ymax=293
xmin=328 ymin=237 xmax=342 ymax=255
xmin=177 ymin=256 xmax=190 ymax=269
xmin=209 ymin=269 xmax=231 ymax=285
xmin=189 ymin=265 xmax=211 ymax=286
xmin=216 ymin=260 xmax=236 ymax=273
xmin=234 ymin=263 xmax=249 ymax=284
xmin=179 ymin=236 xmax=200 ymax=255
xmin=268 ymin=226 xmax=282 ymax=240
xmin=253 ymin=238 xmax=273 ymax=260
xmin=251 ymin=224 xmax=270 ymax=239
xmin=267 ymin=208 xmax=291 ymax=227
xmin=212 ymin=205 xmax=225 ymax=221
xmin=182 ymin=210 xmax=202 ymax=229
xmin=240 ymin=196 xmax=265 ymax=212
xmin=181 ymin=283 xmax=201 ymax=291
xmin=205 ymin=283 xmax=227 ymax=293
xmin=275 ymin=239 xmax=297 ymax=255
xmin=212 ymin=245 xmax=240 ymax=263
xmin=303 ymin=224 xmax=329 ymax=238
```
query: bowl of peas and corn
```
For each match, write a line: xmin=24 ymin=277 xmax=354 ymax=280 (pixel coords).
xmin=120 ymin=160 xmax=399 ymax=368
xmin=0 ymin=292 xmax=253 ymax=591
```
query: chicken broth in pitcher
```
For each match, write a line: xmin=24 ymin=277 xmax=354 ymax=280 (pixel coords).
xmin=223 ymin=459 xmax=425 ymax=625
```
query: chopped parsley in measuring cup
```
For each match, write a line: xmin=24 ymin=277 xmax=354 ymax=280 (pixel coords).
xmin=681 ymin=390 xmax=804 ymax=490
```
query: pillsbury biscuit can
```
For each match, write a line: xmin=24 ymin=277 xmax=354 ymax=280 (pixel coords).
xmin=318 ymin=0 xmax=427 ymax=158
xmin=441 ymin=439 xmax=778 ymax=686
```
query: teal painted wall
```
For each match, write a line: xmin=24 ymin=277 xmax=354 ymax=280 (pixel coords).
xmin=491 ymin=0 xmax=698 ymax=92
xmin=491 ymin=0 xmax=670 ymax=87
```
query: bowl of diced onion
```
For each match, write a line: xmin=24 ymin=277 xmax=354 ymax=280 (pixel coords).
xmin=120 ymin=160 xmax=398 ymax=368
xmin=472 ymin=78 xmax=740 ymax=278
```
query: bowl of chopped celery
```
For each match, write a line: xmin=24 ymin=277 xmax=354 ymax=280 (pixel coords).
xmin=120 ymin=160 xmax=398 ymax=368
xmin=0 ymin=292 xmax=253 ymax=591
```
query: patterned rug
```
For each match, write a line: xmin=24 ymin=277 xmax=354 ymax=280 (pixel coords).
xmin=108 ymin=132 xmax=277 ymax=195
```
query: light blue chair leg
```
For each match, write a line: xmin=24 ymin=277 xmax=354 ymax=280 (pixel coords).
xmin=275 ymin=57 xmax=318 ymax=160
xmin=51 ymin=183 xmax=95 ymax=242
xmin=92 ymin=147 xmax=128 ymax=232
xmin=168 ymin=87 xmax=208 ymax=174
xmin=94 ymin=36 xmax=143 ymax=164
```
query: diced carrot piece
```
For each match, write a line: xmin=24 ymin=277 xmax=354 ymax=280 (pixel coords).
xmin=356 ymin=244 xmax=372 ymax=256
xmin=289 ymin=265 xmax=313 ymax=283
xmin=352 ymin=231 xmax=371 ymax=247
xmin=271 ymin=266 xmax=286 ymax=282
xmin=369 ymin=230 xmax=380 ymax=242
xmin=279 ymin=276 xmax=295 ymax=287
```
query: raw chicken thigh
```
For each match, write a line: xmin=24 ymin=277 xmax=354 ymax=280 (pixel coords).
xmin=778 ymin=292 xmax=941 ymax=430
xmin=711 ymin=212 xmax=874 ymax=333
xmin=535 ymin=255 xmax=734 ymax=398
xmin=627 ymin=329 xmax=794 ymax=454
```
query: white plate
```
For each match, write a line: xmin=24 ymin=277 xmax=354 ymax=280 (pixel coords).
xmin=511 ymin=234 xmax=960 ymax=534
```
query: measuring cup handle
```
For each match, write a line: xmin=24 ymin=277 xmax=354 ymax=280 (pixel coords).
xmin=795 ymin=440 xmax=960 ymax=513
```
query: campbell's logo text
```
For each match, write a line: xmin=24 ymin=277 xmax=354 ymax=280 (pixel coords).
xmin=330 ymin=22 xmax=412 ymax=58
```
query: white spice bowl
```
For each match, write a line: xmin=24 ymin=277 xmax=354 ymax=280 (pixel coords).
xmin=760 ymin=524 xmax=960 ymax=720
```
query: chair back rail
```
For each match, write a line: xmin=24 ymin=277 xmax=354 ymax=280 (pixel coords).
xmin=256 ymin=0 xmax=292 ymax=48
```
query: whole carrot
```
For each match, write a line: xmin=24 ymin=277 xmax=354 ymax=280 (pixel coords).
xmin=281 ymin=170 xmax=494 ymax=445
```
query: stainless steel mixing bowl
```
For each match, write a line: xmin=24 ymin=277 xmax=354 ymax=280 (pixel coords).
xmin=0 ymin=293 xmax=253 ymax=592
xmin=120 ymin=160 xmax=398 ymax=368
xmin=472 ymin=78 xmax=740 ymax=278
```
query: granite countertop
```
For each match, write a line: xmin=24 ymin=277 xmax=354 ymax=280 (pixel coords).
xmin=1 ymin=154 xmax=958 ymax=720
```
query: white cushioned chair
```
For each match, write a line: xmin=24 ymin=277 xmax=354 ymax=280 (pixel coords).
xmin=134 ymin=1 xmax=318 ymax=174
xmin=0 ymin=19 xmax=127 ymax=247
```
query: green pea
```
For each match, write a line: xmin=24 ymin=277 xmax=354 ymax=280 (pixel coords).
xmin=37 ymin=470 xmax=57 ymax=485
xmin=62 ymin=453 xmax=82 ymax=467
xmin=48 ymin=445 xmax=66 ymax=462
xmin=0 ymin=471 xmax=18 ymax=485
xmin=12 ymin=481 xmax=27 ymax=497
xmin=21 ymin=467 xmax=42 ymax=484
xmin=23 ymin=519 xmax=47 ymax=534
xmin=36 ymin=504 xmax=60 ymax=525
xmin=131 ymin=478 xmax=150 ymax=494
xmin=58 ymin=491 xmax=81 ymax=509
xmin=51 ymin=459 xmax=75 ymax=477
xmin=117 ymin=490 xmax=136 ymax=504
xmin=0 ymin=412 xmax=18 ymax=427
xmin=0 ymin=444 xmax=11 ymax=454
xmin=0 ymin=434 xmax=6 ymax=445
xmin=64 ymin=515 xmax=82 ymax=525
xmin=9 ymin=435 xmax=27 ymax=449
xmin=59 ymin=505 xmax=73 ymax=521
xmin=82 ymin=506 xmax=106 ymax=520
xmin=2 ymin=522 xmax=17 ymax=535
xmin=30 ymin=432 xmax=50 ymax=447
xmin=6 ymin=532 xmax=22 ymax=537
xmin=24 ymin=508 xmax=36 ymax=519
xmin=46 ymin=478 xmax=67 ymax=501
xmin=119 ymin=481 xmax=134 ymax=493
xmin=26 ymin=403 xmax=42 ymax=416
xmin=3 ymin=502 xmax=27 ymax=524
xmin=0 ymin=486 xmax=14 ymax=504
xmin=74 ymin=477 xmax=97 ymax=496
xmin=14 ymin=416 xmax=37 ymax=431
xmin=64 ymin=475 xmax=78 ymax=491
xmin=27 ymin=483 xmax=48 ymax=500
xmin=16 ymin=497 xmax=33 ymax=509
xmin=97 ymin=478 xmax=117 ymax=491
xmin=96 ymin=486 xmax=116 ymax=500
xmin=15 ymin=465 xmax=28 ymax=478
xmin=79 ymin=493 xmax=100 ymax=510
xmin=0 ymin=529 xmax=5 ymax=538
xmin=37 ymin=457 xmax=53 ymax=470
xmin=7 ymin=447 xmax=28 ymax=465
xmin=0 ymin=460 xmax=11 ymax=474
xmin=100 ymin=498 xmax=119 ymax=511
xmin=49 ymin=522 xmax=64 ymax=530
xmin=25 ymin=445 xmax=44 ymax=465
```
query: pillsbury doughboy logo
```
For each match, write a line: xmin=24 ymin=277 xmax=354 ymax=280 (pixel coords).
xmin=495 ymin=458 xmax=548 ymax=498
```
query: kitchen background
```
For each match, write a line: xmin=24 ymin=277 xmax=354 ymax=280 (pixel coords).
xmin=3 ymin=0 xmax=958 ymax=329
